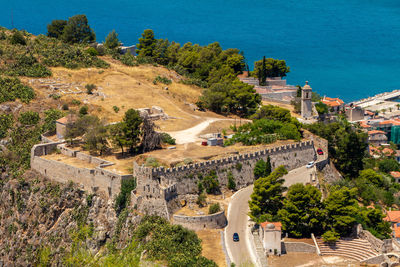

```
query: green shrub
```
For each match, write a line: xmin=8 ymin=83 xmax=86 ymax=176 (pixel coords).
xmin=85 ymin=84 xmax=96 ymax=94
xmin=203 ymin=170 xmax=220 ymax=194
xmin=62 ymin=104 xmax=69 ymax=110
xmin=235 ymin=162 xmax=242 ymax=171
xmin=153 ymin=75 xmax=172 ymax=85
xmin=161 ymin=132 xmax=176 ymax=145
xmin=79 ymin=106 xmax=88 ymax=116
xmin=209 ymin=203 xmax=221 ymax=214
xmin=227 ymin=171 xmax=236 ymax=190
xmin=112 ymin=106 xmax=120 ymax=113
xmin=0 ymin=76 xmax=35 ymax=103
xmin=18 ymin=111 xmax=40 ymax=125
xmin=85 ymin=47 xmax=98 ymax=56
xmin=145 ymin=157 xmax=160 ymax=167
xmin=114 ymin=178 xmax=136 ymax=214
xmin=322 ymin=230 xmax=340 ymax=243
xmin=9 ymin=31 xmax=26 ymax=45
xmin=120 ymin=52 xmax=138 ymax=66
xmin=0 ymin=114 xmax=14 ymax=138
xmin=71 ymin=99 xmax=81 ymax=105
xmin=196 ymin=192 xmax=207 ymax=207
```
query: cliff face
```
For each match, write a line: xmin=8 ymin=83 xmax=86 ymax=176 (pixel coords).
xmin=0 ymin=169 xmax=138 ymax=266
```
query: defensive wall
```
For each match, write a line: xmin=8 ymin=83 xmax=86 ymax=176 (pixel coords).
xmin=132 ymin=140 xmax=317 ymax=218
xmin=281 ymin=241 xmax=317 ymax=254
xmin=172 ymin=210 xmax=227 ymax=231
xmin=31 ymin=142 xmax=132 ymax=198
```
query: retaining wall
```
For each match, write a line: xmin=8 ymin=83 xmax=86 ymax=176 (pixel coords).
xmin=172 ymin=210 xmax=227 ymax=231
xmin=281 ymin=242 xmax=316 ymax=254
xmin=31 ymin=143 xmax=132 ymax=198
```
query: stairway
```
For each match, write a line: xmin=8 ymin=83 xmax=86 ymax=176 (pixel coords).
xmin=316 ymin=238 xmax=379 ymax=262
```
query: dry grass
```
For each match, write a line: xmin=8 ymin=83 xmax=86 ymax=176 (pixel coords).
xmin=262 ymin=100 xmax=300 ymax=118
xmin=196 ymin=229 xmax=227 ymax=267
xmin=42 ymin=153 xmax=97 ymax=169
xmin=25 ymin=58 xmax=226 ymax=132
xmin=269 ymin=253 xmax=360 ymax=267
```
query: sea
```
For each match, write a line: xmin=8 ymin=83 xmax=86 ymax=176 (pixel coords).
xmin=1 ymin=0 xmax=400 ymax=102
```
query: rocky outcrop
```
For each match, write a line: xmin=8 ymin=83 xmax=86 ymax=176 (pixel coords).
xmin=0 ymin=169 xmax=139 ymax=266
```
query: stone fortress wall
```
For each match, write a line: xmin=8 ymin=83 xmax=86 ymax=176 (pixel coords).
xmin=172 ymin=210 xmax=227 ymax=231
xmin=132 ymin=140 xmax=317 ymax=219
xmin=31 ymin=142 xmax=133 ymax=198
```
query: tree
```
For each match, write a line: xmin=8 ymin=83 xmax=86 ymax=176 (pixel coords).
xmin=249 ymin=165 xmax=287 ymax=222
xmin=209 ymin=203 xmax=221 ymax=214
xmin=378 ymin=158 xmax=400 ymax=173
xmin=140 ymin=115 xmax=162 ymax=152
xmin=258 ymin=56 xmax=267 ymax=85
xmin=18 ymin=111 xmax=40 ymax=125
xmin=136 ymin=29 xmax=157 ymax=58
xmin=251 ymin=105 xmax=292 ymax=123
xmin=47 ymin=20 xmax=67 ymax=38
xmin=43 ymin=109 xmax=64 ymax=133
xmin=79 ymin=105 xmax=88 ymax=116
xmin=104 ymin=30 xmax=120 ymax=49
xmin=82 ymin=117 xmax=108 ymax=155
xmin=227 ymin=171 xmax=236 ymax=190
xmin=278 ymin=184 xmax=323 ymax=237
xmin=123 ymin=109 xmax=142 ymax=153
xmin=315 ymin=101 xmax=329 ymax=115
xmin=109 ymin=122 xmax=127 ymax=155
xmin=360 ymin=207 xmax=391 ymax=239
xmin=323 ymin=187 xmax=359 ymax=237
xmin=61 ymin=15 xmax=96 ymax=44
xmin=254 ymin=58 xmax=290 ymax=78
xmin=253 ymin=158 xmax=272 ymax=180
xmin=202 ymin=170 xmax=220 ymax=194
xmin=359 ymin=169 xmax=385 ymax=187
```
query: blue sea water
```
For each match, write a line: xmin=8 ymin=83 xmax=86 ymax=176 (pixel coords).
xmin=1 ymin=0 xmax=400 ymax=102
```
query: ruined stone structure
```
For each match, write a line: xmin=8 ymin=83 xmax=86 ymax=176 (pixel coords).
xmin=301 ymin=81 xmax=313 ymax=119
xmin=31 ymin=142 xmax=133 ymax=198
xmin=132 ymin=141 xmax=316 ymax=219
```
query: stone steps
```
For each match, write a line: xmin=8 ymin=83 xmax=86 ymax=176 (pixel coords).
xmin=316 ymin=238 xmax=378 ymax=262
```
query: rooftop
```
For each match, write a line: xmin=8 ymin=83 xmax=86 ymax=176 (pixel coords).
xmin=322 ymin=96 xmax=344 ymax=107
xmin=260 ymin=221 xmax=282 ymax=231
xmin=384 ymin=210 xmax=400 ymax=223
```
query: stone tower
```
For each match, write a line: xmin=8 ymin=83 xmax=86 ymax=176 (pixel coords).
xmin=301 ymin=81 xmax=312 ymax=119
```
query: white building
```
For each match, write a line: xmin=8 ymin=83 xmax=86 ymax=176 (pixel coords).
xmin=259 ymin=221 xmax=282 ymax=255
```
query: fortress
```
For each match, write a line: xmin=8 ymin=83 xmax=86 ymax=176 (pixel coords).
xmin=30 ymin=138 xmax=318 ymax=220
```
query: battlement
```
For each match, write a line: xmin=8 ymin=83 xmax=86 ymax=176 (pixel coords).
xmin=149 ymin=140 xmax=313 ymax=176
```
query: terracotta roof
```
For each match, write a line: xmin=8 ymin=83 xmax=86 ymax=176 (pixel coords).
xmin=359 ymin=121 xmax=371 ymax=128
xmin=391 ymin=171 xmax=400 ymax=178
xmin=237 ymin=71 xmax=249 ymax=79
xmin=379 ymin=120 xmax=400 ymax=126
xmin=56 ymin=114 xmax=77 ymax=125
xmin=384 ymin=210 xmax=400 ymax=223
xmin=368 ymin=130 xmax=386 ymax=135
xmin=394 ymin=224 xmax=400 ymax=238
xmin=366 ymin=111 xmax=375 ymax=116
xmin=322 ymin=96 xmax=344 ymax=107
xmin=260 ymin=221 xmax=282 ymax=231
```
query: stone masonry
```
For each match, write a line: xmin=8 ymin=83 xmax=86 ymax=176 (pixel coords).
xmin=132 ymin=140 xmax=317 ymax=219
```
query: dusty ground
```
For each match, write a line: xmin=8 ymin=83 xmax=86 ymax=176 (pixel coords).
xmin=42 ymin=153 xmax=97 ymax=169
xmin=269 ymin=253 xmax=360 ymax=267
xmin=196 ymin=229 xmax=227 ymax=267
xmin=26 ymin=58 xmax=227 ymax=132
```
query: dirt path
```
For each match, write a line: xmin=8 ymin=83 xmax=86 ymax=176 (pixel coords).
xmin=168 ymin=118 xmax=221 ymax=144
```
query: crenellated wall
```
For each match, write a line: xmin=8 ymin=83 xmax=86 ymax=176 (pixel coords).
xmin=133 ymin=140 xmax=316 ymax=219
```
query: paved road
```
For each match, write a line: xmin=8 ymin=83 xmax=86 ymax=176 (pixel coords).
xmin=225 ymin=185 xmax=255 ymax=266
xmin=224 ymin=165 xmax=316 ymax=266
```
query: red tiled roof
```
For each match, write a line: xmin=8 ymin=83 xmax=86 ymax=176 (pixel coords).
xmin=368 ymin=130 xmax=385 ymax=135
xmin=322 ymin=97 xmax=344 ymax=107
xmin=366 ymin=111 xmax=375 ymax=116
xmin=56 ymin=114 xmax=77 ymax=125
xmin=394 ymin=224 xmax=400 ymax=238
xmin=384 ymin=210 xmax=400 ymax=223
xmin=379 ymin=120 xmax=400 ymax=126
xmin=260 ymin=221 xmax=282 ymax=231
xmin=391 ymin=171 xmax=400 ymax=178
xmin=359 ymin=121 xmax=371 ymax=128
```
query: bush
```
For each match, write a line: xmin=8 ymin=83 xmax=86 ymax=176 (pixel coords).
xmin=71 ymin=99 xmax=81 ymax=105
xmin=85 ymin=84 xmax=96 ymax=94
xmin=62 ymin=104 xmax=69 ymax=110
xmin=196 ymin=192 xmax=207 ymax=207
xmin=203 ymin=170 xmax=220 ymax=194
xmin=112 ymin=106 xmax=120 ymax=113
xmin=18 ymin=111 xmax=40 ymax=125
xmin=9 ymin=31 xmax=26 ymax=45
xmin=0 ymin=76 xmax=35 ymax=103
xmin=227 ymin=171 xmax=236 ymax=190
xmin=86 ymin=47 xmax=98 ymax=56
xmin=145 ymin=157 xmax=160 ymax=167
xmin=79 ymin=106 xmax=88 ymax=116
xmin=161 ymin=132 xmax=176 ymax=145
xmin=153 ymin=75 xmax=172 ymax=85
xmin=120 ymin=53 xmax=138 ymax=66
xmin=114 ymin=178 xmax=136 ymax=214
xmin=0 ymin=114 xmax=14 ymax=138
xmin=322 ymin=230 xmax=340 ymax=243
xmin=208 ymin=203 xmax=221 ymax=214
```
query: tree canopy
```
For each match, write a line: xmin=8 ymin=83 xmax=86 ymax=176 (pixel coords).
xmin=249 ymin=165 xmax=287 ymax=222
xmin=254 ymin=58 xmax=290 ymax=78
xmin=104 ymin=30 xmax=120 ymax=49
xmin=58 ymin=15 xmax=96 ymax=44
xmin=253 ymin=158 xmax=272 ymax=180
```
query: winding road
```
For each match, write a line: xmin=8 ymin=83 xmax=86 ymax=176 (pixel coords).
xmin=225 ymin=165 xmax=317 ymax=266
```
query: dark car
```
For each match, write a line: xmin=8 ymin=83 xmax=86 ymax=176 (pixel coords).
xmin=317 ymin=148 xmax=324 ymax=155
xmin=233 ymin=233 xmax=239 ymax=242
